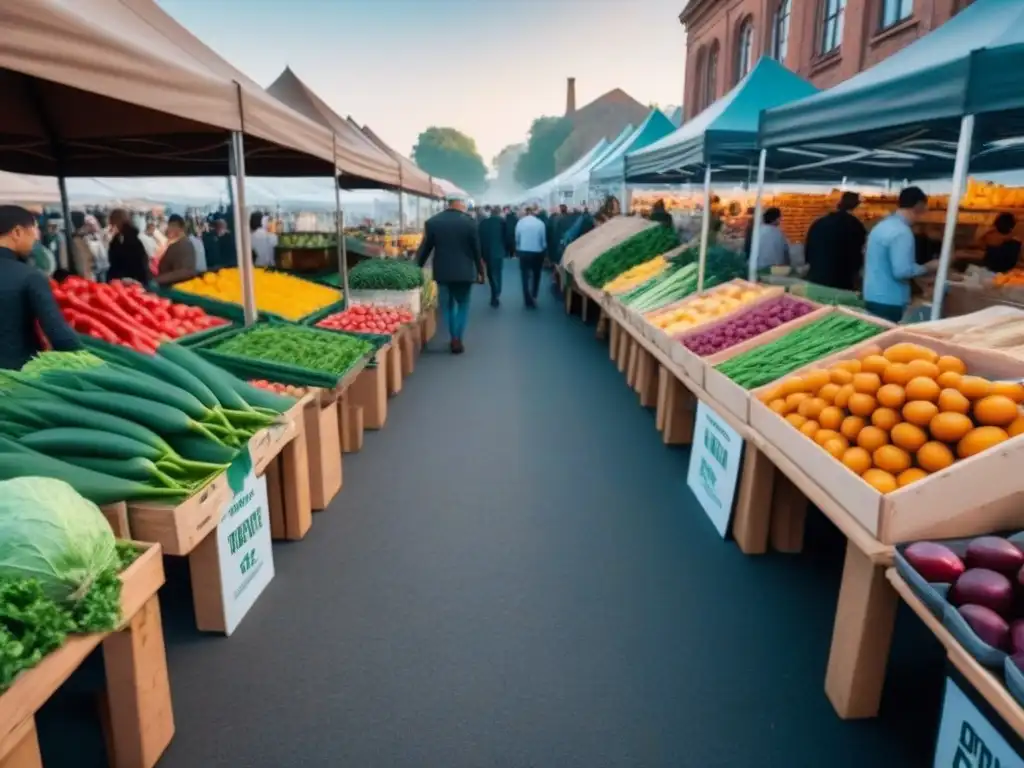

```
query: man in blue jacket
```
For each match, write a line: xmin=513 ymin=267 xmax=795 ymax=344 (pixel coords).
xmin=478 ymin=206 xmax=506 ymax=307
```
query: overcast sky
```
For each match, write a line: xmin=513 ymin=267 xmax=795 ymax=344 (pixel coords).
xmin=155 ymin=0 xmax=687 ymax=166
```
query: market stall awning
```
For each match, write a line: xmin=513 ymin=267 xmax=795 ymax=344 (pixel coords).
xmin=515 ymin=140 xmax=609 ymax=205
xmin=590 ymin=110 xmax=677 ymax=186
xmin=359 ymin=124 xmax=443 ymax=198
xmin=555 ymin=124 xmax=636 ymax=194
xmin=758 ymin=0 xmax=1024 ymax=178
xmin=0 ymin=0 xmax=245 ymax=176
xmin=435 ymin=177 xmax=469 ymax=199
xmin=0 ymin=172 xmax=60 ymax=205
xmin=266 ymin=68 xmax=404 ymax=191
xmin=625 ymin=57 xmax=818 ymax=184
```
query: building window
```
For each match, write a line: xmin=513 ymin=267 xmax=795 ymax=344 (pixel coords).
xmin=880 ymin=0 xmax=912 ymax=28
xmin=704 ymin=42 xmax=719 ymax=109
xmin=772 ymin=0 xmax=791 ymax=62
xmin=735 ymin=18 xmax=754 ymax=83
xmin=820 ymin=0 xmax=846 ymax=54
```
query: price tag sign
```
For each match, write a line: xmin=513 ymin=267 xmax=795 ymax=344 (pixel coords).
xmin=934 ymin=678 xmax=1023 ymax=767
xmin=687 ymin=401 xmax=743 ymax=538
xmin=217 ymin=462 xmax=275 ymax=636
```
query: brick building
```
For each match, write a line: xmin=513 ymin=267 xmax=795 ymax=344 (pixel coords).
xmin=679 ymin=0 xmax=976 ymax=121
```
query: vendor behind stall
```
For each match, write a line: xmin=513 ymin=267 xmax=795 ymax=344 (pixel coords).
xmin=981 ymin=213 xmax=1022 ymax=273
xmin=154 ymin=214 xmax=197 ymax=286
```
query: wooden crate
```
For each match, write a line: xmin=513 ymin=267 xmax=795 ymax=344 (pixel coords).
xmin=349 ymin=349 xmax=389 ymax=429
xmin=126 ymin=474 xmax=231 ymax=556
xmin=304 ymin=393 xmax=342 ymax=510
xmin=0 ymin=543 xmax=173 ymax=768
xmin=749 ymin=329 xmax=1024 ymax=542
xmin=264 ymin=396 xmax=313 ymax=541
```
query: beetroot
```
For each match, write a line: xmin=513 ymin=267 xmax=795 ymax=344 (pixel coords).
xmin=965 ymin=536 xmax=1024 ymax=575
xmin=959 ymin=604 xmax=1010 ymax=649
xmin=903 ymin=541 xmax=965 ymax=583
xmin=950 ymin=568 xmax=1015 ymax=616
xmin=677 ymin=295 xmax=813 ymax=356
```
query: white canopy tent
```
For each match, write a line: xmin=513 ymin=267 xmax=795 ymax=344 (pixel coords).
xmin=554 ymin=125 xmax=636 ymax=205
xmin=514 ymin=140 xmax=609 ymax=208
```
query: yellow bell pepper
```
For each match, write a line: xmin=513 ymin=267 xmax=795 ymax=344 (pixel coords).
xmin=174 ymin=268 xmax=340 ymax=321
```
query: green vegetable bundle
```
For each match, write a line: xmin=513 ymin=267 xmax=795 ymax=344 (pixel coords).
xmin=715 ymin=313 xmax=883 ymax=389
xmin=621 ymin=247 xmax=748 ymax=313
xmin=0 ymin=477 xmax=141 ymax=692
xmin=349 ymin=259 xmax=424 ymax=291
xmin=210 ymin=325 xmax=373 ymax=380
xmin=789 ymin=281 xmax=866 ymax=309
xmin=0 ymin=341 xmax=297 ymax=504
xmin=583 ymin=227 xmax=680 ymax=288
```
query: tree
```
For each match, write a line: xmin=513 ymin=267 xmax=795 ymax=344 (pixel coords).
xmin=491 ymin=143 xmax=525 ymax=188
xmin=411 ymin=127 xmax=488 ymax=194
xmin=513 ymin=116 xmax=573 ymax=189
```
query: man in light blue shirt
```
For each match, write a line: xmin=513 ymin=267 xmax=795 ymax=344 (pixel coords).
xmin=515 ymin=206 xmax=547 ymax=308
xmin=863 ymin=186 xmax=938 ymax=323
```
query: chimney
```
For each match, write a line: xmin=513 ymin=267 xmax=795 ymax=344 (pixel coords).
xmin=566 ymin=77 xmax=576 ymax=116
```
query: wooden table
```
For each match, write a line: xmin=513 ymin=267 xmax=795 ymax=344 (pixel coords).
xmin=0 ymin=543 xmax=173 ymax=768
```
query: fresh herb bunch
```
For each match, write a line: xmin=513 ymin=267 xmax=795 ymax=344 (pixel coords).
xmin=349 ymin=259 xmax=424 ymax=291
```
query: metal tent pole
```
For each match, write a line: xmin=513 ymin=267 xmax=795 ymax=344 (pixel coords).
xmin=930 ymin=114 xmax=975 ymax=321
xmin=748 ymin=148 xmax=767 ymax=283
xmin=230 ymin=131 xmax=257 ymax=326
xmin=697 ymin=165 xmax=713 ymax=293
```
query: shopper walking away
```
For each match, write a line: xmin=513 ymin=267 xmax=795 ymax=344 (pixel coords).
xmin=478 ymin=206 xmax=506 ymax=307
xmin=106 ymin=208 xmax=152 ymax=285
xmin=516 ymin=206 xmax=547 ymax=308
xmin=0 ymin=205 xmax=81 ymax=370
xmin=804 ymin=191 xmax=867 ymax=290
xmin=863 ymin=187 xmax=938 ymax=323
xmin=503 ymin=206 xmax=518 ymax=259
xmin=250 ymin=212 xmax=278 ymax=268
xmin=416 ymin=195 xmax=484 ymax=354
xmin=68 ymin=212 xmax=95 ymax=280
xmin=754 ymin=208 xmax=791 ymax=272
xmin=41 ymin=217 xmax=68 ymax=271
xmin=155 ymin=214 xmax=197 ymax=286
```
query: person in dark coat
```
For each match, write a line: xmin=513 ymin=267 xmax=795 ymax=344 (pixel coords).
xmin=0 ymin=205 xmax=81 ymax=370
xmin=417 ymin=196 xmax=484 ymax=354
xmin=503 ymin=206 xmax=518 ymax=259
xmin=206 ymin=217 xmax=237 ymax=270
xmin=478 ymin=206 xmax=507 ymax=307
xmin=552 ymin=203 xmax=574 ymax=265
xmin=106 ymin=208 xmax=152 ymax=285
xmin=648 ymin=199 xmax=673 ymax=227
xmin=804 ymin=191 xmax=868 ymax=291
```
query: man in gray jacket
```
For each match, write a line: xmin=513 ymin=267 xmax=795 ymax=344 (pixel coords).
xmin=416 ymin=195 xmax=484 ymax=354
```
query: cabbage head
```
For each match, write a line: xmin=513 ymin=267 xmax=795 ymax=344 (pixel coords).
xmin=0 ymin=477 xmax=118 ymax=603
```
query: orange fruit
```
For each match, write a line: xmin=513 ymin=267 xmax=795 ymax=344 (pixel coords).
xmin=1008 ymin=414 xmax=1024 ymax=438
xmin=834 ymin=359 xmax=862 ymax=374
xmin=840 ymin=415 xmax=867 ymax=442
xmin=804 ymin=369 xmax=831 ymax=393
xmin=937 ymin=355 xmax=967 ymax=375
xmin=853 ymin=372 xmax=882 ymax=395
xmin=857 ymin=344 xmax=884 ymax=360
xmin=974 ymin=395 xmax=1019 ymax=427
xmin=936 ymin=370 xmax=963 ymax=389
xmin=862 ymin=468 xmax=898 ymax=493
xmin=823 ymin=438 xmax=847 ymax=459
xmin=929 ymin=412 xmax=974 ymax=442
xmin=857 ymin=425 xmax=889 ymax=452
xmin=990 ymin=381 xmax=1024 ymax=403
xmin=903 ymin=400 xmax=939 ymax=426
xmin=847 ymin=393 xmax=877 ymax=417
xmin=883 ymin=343 xmax=938 ymax=364
xmin=818 ymin=405 xmax=844 ymax=431
xmin=876 ymin=384 xmax=906 ymax=409
xmin=891 ymin=422 xmax=928 ymax=452
xmin=907 ymin=360 xmax=941 ymax=380
xmin=841 ymin=446 xmax=873 ymax=475
xmin=957 ymin=426 xmax=1010 ymax=459
xmin=760 ymin=386 xmax=783 ymax=404
xmin=860 ymin=354 xmax=889 ymax=375
xmin=883 ymin=363 xmax=914 ymax=386
xmin=871 ymin=407 xmax=901 ymax=432
xmin=769 ymin=399 xmax=789 ymax=415
xmin=873 ymin=445 xmax=912 ymax=474
xmin=958 ymin=376 xmax=992 ymax=400
xmin=781 ymin=377 xmax=808 ymax=396
xmin=800 ymin=420 xmax=821 ymax=439
xmin=937 ymin=388 xmax=971 ymax=414
xmin=834 ymin=384 xmax=855 ymax=409
xmin=918 ymin=441 xmax=955 ymax=472
xmin=798 ymin=396 xmax=827 ymax=420
xmin=786 ymin=392 xmax=810 ymax=410
xmin=905 ymin=377 xmax=940 ymax=402
xmin=818 ymin=383 xmax=840 ymax=403
xmin=785 ymin=413 xmax=807 ymax=429
xmin=814 ymin=428 xmax=842 ymax=447
xmin=830 ymin=367 xmax=854 ymax=385
xmin=897 ymin=468 xmax=929 ymax=487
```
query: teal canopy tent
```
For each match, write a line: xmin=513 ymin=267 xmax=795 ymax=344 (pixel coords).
xmin=555 ymin=124 xmax=636 ymax=201
xmin=590 ymin=109 xmax=676 ymax=187
xmin=624 ymin=57 xmax=818 ymax=184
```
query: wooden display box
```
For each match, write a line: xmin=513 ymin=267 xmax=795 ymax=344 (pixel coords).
xmin=0 ymin=542 xmax=173 ymax=768
xmin=304 ymin=392 xmax=342 ymax=510
xmin=749 ymin=329 xmax=1024 ymax=543
xmin=349 ymin=347 xmax=389 ymax=429
xmin=263 ymin=395 xmax=313 ymax=540
xmin=126 ymin=474 xmax=231 ymax=556
xmin=640 ymin=279 xmax=771 ymax=343
xmin=703 ymin=306 xmax=888 ymax=424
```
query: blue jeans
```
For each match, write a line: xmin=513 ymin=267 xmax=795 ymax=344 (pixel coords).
xmin=518 ymin=252 xmax=543 ymax=305
xmin=442 ymin=282 xmax=472 ymax=340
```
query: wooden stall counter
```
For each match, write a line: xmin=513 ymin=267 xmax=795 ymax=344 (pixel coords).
xmin=0 ymin=543 xmax=173 ymax=768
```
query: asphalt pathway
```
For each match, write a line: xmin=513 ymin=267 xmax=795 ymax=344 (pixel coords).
xmin=40 ymin=262 xmax=945 ymax=766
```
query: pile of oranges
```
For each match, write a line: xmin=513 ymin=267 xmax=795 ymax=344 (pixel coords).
xmin=760 ymin=341 xmax=1024 ymax=493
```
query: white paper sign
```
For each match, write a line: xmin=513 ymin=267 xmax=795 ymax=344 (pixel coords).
xmin=933 ymin=678 xmax=1023 ymax=767
xmin=217 ymin=467 xmax=275 ymax=636
xmin=687 ymin=401 xmax=744 ymax=538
